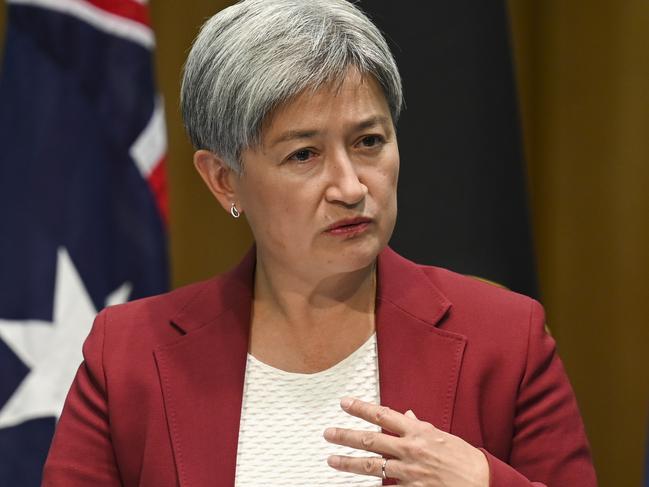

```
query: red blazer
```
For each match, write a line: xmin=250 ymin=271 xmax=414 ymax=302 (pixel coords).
xmin=43 ymin=247 xmax=596 ymax=486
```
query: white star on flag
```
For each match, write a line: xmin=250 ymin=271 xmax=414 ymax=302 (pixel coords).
xmin=0 ymin=247 xmax=130 ymax=429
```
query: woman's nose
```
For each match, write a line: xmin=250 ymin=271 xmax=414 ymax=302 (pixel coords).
xmin=324 ymin=150 xmax=368 ymax=207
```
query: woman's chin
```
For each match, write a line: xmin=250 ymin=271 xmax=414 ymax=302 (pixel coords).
xmin=318 ymin=238 xmax=384 ymax=273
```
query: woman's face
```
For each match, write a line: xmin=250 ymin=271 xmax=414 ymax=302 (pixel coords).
xmin=233 ymin=70 xmax=399 ymax=278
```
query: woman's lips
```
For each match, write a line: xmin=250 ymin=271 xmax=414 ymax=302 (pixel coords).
xmin=325 ymin=218 xmax=373 ymax=236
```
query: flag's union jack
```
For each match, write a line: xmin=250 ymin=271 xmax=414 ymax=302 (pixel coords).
xmin=0 ymin=0 xmax=169 ymax=484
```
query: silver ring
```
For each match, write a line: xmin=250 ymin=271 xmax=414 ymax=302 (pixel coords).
xmin=381 ymin=458 xmax=388 ymax=480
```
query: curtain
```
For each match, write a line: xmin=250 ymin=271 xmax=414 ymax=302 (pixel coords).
xmin=509 ymin=2 xmax=649 ymax=485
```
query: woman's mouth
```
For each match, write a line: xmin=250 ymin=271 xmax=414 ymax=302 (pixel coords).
xmin=325 ymin=217 xmax=373 ymax=237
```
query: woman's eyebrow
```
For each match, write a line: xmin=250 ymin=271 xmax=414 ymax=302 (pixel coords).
xmin=269 ymin=129 xmax=319 ymax=147
xmin=269 ymin=115 xmax=391 ymax=148
xmin=352 ymin=115 xmax=391 ymax=132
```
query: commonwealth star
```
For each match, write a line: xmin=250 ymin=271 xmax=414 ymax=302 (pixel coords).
xmin=0 ymin=247 xmax=130 ymax=429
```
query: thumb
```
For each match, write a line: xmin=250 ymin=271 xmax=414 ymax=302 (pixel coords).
xmin=404 ymin=409 xmax=418 ymax=419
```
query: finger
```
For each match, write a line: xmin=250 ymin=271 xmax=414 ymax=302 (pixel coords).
xmin=340 ymin=397 xmax=411 ymax=435
xmin=404 ymin=409 xmax=418 ymax=419
xmin=323 ymin=427 xmax=402 ymax=456
xmin=327 ymin=455 xmax=401 ymax=480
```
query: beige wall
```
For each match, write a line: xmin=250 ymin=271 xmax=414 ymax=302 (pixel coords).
xmin=509 ymin=2 xmax=649 ymax=486
xmin=1 ymin=2 xmax=647 ymax=485
xmin=150 ymin=1 xmax=252 ymax=287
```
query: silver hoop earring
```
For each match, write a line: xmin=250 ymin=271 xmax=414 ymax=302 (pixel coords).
xmin=230 ymin=203 xmax=241 ymax=219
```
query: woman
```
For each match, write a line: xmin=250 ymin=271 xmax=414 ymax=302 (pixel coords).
xmin=43 ymin=0 xmax=597 ymax=485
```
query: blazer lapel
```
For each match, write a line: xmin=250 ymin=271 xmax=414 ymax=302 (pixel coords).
xmin=154 ymin=250 xmax=255 ymax=487
xmin=376 ymin=248 xmax=466 ymax=434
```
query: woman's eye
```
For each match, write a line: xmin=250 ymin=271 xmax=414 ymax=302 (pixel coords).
xmin=289 ymin=149 xmax=315 ymax=163
xmin=359 ymin=135 xmax=384 ymax=148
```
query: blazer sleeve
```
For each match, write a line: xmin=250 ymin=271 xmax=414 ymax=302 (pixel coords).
xmin=482 ymin=299 xmax=597 ymax=487
xmin=42 ymin=309 xmax=122 ymax=486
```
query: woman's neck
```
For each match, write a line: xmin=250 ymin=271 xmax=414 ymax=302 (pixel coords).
xmin=249 ymin=250 xmax=377 ymax=372
xmin=252 ymin=251 xmax=377 ymax=333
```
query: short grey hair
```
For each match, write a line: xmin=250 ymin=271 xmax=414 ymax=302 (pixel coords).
xmin=181 ymin=0 xmax=402 ymax=173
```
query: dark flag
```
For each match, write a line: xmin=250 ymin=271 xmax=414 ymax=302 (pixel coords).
xmin=359 ymin=1 xmax=537 ymax=297
xmin=0 ymin=0 xmax=169 ymax=484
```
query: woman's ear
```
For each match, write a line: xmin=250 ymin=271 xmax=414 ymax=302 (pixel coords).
xmin=193 ymin=150 xmax=241 ymax=214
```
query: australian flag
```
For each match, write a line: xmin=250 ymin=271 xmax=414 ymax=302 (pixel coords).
xmin=0 ymin=0 xmax=169 ymax=484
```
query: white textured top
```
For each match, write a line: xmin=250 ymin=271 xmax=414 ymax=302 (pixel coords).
xmin=234 ymin=333 xmax=382 ymax=486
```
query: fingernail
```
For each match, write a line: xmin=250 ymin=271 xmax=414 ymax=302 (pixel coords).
xmin=323 ymin=428 xmax=335 ymax=440
xmin=327 ymin=455 xmax=341 ymax=467
xmin=340 ymin=397 xmax=353 ymax=409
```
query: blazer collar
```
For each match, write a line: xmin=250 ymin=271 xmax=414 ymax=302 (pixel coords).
xmin=374 ymin=247 xmax=465 ymax=433
xmin=167 ymin=246 xmax=452 ymax=333
xmin=154 ymin=246 xmax=465 ymax=486
xmin=168 ymin=248 xmax=256 ymax=335
xmin=376 ymin=246 xmax=451 ymax=325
